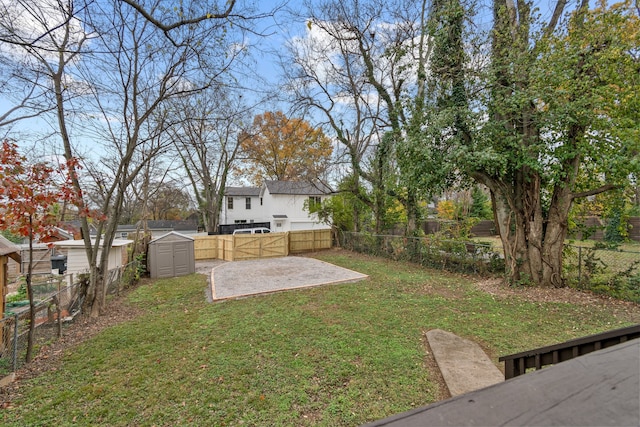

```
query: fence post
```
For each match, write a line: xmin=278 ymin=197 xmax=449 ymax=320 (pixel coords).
xmin=12 ymin=314 xmax=18 ymax=372
xmin=578 ymin=246 xmax=582 ymax=284
xmin=53 ymin=295 xmax=61 ymax=338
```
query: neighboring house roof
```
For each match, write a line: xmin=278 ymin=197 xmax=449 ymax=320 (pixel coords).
xmin=142 ymin=220 xmax=198 ymax=231
xmin=263 ymin=180 xmax=332 ymax=196
xmin=225 ymin=186 xmax=261 ymax=197
xmin=40 ymin=226 xmax=75 ymax=243
xmin=60 ymin=220 xmax=98 ymax=236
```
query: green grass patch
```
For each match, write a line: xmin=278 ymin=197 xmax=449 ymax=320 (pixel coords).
xmin=3 ymin=250 xmax=638 ymax=426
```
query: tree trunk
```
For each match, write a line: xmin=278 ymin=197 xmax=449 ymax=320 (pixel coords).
xmin=406 ymin=191 xmax=419 ymax=236
xmin=485 ymin=174 xmax=567 ymax=287
xmin=541 ymin=183 xmax=574 ymax=287
xmin=25 ymin=218 xmax=35 ymax=363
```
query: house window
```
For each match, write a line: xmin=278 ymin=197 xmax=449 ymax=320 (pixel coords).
xmin=260 ymin=197 xmax=263 ymax=206
xmin=234 ymin=220 xmax=247 ymax=224
xmin=246 ymin=197 xmax=251 ymax=209
xmin=228 ymin=197 xmax=233 ymax=209
xmin=309 ymin=196 xmax=322 ymax=210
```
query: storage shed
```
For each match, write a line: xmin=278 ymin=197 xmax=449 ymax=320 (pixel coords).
xmin=147 ymin=232 xmax=195 ymax=279
xmin=52 ymin=239 xmax=133 ymax=275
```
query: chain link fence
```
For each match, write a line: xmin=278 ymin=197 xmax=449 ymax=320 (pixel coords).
xmin=339 ymin=232 xmax=505 ymax=275
xmin=563 ymin=245 xmax=640 ymax=301
xmin=339 ymin=232 xmax=640 ymax=301
xmin=0 ymin=261 xmax=139 ymax=379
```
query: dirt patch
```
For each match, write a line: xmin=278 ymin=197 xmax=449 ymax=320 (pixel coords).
xmin=475 ymin=278 xmax=640 ymax=322
xmin=422 ymin=332 xmax=451 ymax=401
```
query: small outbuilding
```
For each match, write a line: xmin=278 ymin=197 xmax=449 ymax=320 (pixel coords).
xmin=52 ymin=239 xmax=133 ymax=275
xmin=147 ymin=232 xmax=195 ymax=279
xmin=0 ymin=235 xmax=21 ymax=316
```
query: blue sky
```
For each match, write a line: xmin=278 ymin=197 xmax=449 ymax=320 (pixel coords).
xmin=0 ymin=0 xmax=307 ymax=155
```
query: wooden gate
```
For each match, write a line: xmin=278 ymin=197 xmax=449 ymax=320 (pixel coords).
xmin=233 ymin=233 xmax=288 ymax=261
xmin=192 ymin=229 xmax=332 ymax=261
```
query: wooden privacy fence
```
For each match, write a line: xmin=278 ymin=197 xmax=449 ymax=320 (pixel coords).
xmin=192 ymin=229 xmax=332 ymax=262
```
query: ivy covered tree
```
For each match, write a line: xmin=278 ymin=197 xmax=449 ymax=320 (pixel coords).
xmin=463 ymin=1 xmax=640 ymax=286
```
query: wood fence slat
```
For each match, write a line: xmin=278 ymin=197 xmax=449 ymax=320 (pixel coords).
xmin=192 ymin=229 xmax=332 ymax=261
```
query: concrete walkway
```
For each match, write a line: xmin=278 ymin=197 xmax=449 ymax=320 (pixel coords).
xmin=426 ymin=329 xmax=504 ymax=397
xmin=208 ymin=256 xmax=368 ymax=301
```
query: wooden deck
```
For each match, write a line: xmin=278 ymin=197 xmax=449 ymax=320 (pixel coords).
xmin=499 ymin=324 xmax=640 ymax=379
xmin=365 ymin=339 xmax=639 ymax=426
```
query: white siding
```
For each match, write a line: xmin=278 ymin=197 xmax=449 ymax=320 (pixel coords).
xmin=65 ymin=248 xmax=94 ymax=275
xmin=219 ymin=184 xmax=332 ymax=232
xmin=263 ymin=190 xmax=330 ymax=232
xmin=219 ymin=195 xmax=267 ymax=225
xmin=53 ymin=240 xmax=131 ymax=275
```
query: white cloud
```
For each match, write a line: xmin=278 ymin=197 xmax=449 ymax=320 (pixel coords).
xmin=0 ymin=0 xmax=89 ymax=62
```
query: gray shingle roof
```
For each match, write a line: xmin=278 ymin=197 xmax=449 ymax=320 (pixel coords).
xmin=225 ymin=186 xmax=261 ymax=197
xmin=264 ymin=180 xmax=331 ymax=196
xmin=143 ymin=220 xmax=199 ymax=231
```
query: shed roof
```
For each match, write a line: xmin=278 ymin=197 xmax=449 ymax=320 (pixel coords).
xmin=263 ymin=180 xmax=332 ymax=196
xmin=0 ymin=235 xmax=20 ymax=256
xmin=225 ymin=186 xmax=261 ymax=197
xmin=149 ymin=231 xmax=195 ymax=244
xmin=52 ymin=239 xmax=133 ymax=248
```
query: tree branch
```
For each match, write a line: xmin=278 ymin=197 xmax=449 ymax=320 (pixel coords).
xmin=572 ymin=184 xmax=619 ymax=200
xmin=544 ymin=0 xmax=567 ymax=37
xmin=119 ymin=0 xmax=236 ymax=32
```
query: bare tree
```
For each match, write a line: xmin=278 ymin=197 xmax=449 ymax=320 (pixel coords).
xmin=166 ymin=87 xmax=248 ymax=234
xmin=72 ymin=0 xmax=257 ymax=315
xmin=285 ymin=0 xmax=443 ymax=233
xmin=0 ymin=0 xmax=257 ymax=315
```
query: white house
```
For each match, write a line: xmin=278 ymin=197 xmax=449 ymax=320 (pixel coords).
xmin=219 ymin=181 xmax=332 ymax=232
xmin=219 ymin=186 xmax=263 ymax=226
xmin=52 ymin=239 xmax=133 ymax=275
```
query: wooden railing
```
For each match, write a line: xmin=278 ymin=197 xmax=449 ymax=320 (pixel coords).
xmin=499 ymin=324 xmax=640 ymax=379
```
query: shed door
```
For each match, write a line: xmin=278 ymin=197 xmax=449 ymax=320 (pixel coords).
xmin=155 ymin=242 xmax=175 ymax=278
xmin=173 ymin=242 xmax=190 ymax=276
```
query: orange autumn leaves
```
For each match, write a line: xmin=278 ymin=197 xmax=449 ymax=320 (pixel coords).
xmin=238 ymin=111 xmax=333 ymax=185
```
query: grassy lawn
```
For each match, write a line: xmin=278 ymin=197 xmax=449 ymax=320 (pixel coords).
xmin=474 ymin=235 xmax=640 ymax=253
xmin=2 ymin=250 xmax=639 ymax=426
